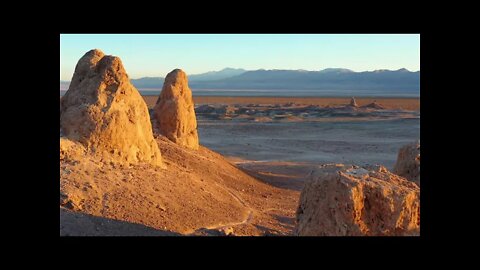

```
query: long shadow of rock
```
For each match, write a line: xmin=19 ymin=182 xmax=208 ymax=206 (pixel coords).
xmin=60 ymin=207 xmax=181 ymax=236
xmin=272 ymin=214 xmax=296 ymax=232
xmin=236 ymin=162 xmax=314 ymax=191
xmin=254 ymin=224 xmax=291 ymax=236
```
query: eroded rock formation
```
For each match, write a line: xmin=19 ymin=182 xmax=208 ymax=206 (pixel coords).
xmin=60 ymin=49 xmax=163 ymax=166
xmin=154 ymin=69 xmax=199 ymax=150
xmin=394 ymin=141 xmax=420 ymax=183
xmin=362 ymin=101 xmax=385 ymax=109
xmin=295 ymin=164 xmax=420 ymax=236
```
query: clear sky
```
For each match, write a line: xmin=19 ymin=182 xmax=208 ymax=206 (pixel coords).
xmin=60 ymin=34 xmax=420 ymax=80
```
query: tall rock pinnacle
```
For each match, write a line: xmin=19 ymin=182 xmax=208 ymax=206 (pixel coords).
xmin=153 ymin=69 xmax=199 ymax=150
xmin=60 ymin=49 xmax=163 ymax=166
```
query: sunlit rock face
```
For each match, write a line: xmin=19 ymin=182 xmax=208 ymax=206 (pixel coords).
xmin=153 ymin=69 xmax=199 ymax=150
xmin=60 ymin=49 xmax=163 ymax=166
xmin=295 ymin=164 xmax=420 ymax=236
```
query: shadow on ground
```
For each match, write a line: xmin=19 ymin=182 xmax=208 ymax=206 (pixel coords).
xmin=254 ymin=224 xmax=294 ymax=236
xmin=60 ymin=207 xmax=181 ymax=236
xmin=272 ymin=214 xmax=296 ymax=232
xmin=237 ymin=162 xmax=314 ymax=191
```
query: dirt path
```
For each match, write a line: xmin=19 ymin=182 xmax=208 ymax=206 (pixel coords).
xmin=205 ymin=211 xmax=254 ymax=232
xmin=210 ymin=184 xmax=255 ymax=227
xmin=188 ymin=182 xmax=255 ymax=235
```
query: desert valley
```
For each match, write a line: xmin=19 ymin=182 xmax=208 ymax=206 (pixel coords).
xmin=60 ymin=49 xmax=420 ymax=236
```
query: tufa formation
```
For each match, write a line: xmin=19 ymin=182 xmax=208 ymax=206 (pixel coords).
xmin=295 ymin=164 xmax=420 ymax=236
xmin=153 ymin=69 xmax=199 ymax=150
xmin=350 ymin=97 xmax=358 ymax=107
xmin=60 ymin=49 xmax=163 ymax=166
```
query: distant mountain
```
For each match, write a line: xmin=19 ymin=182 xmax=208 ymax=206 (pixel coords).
xmin=60 ymin=81 xmax=70 ymax=90
xmin=111 ymin=68 xmax=246 ymax=89
xmin=130 ymin=77 xmax=165 ymax=88
xmin=189 ymin=68 xmax=246 ymax=81
xmin=61 ymin=68 xmax=420 ymax=93
xmin=319 ymin=68 xmax=354 ymax=73
xmin=190 ymin=68 xmax=420 ymax=92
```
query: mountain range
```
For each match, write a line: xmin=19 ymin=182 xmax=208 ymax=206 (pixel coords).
xmin=61 ymin=67 xmax=420 ymax=93
xmin=189 ymin=67 xmax=246 ymax=81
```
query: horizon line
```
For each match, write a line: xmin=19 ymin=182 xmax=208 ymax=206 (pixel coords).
xmin=60 ymin=67 xmax=420 ymax=81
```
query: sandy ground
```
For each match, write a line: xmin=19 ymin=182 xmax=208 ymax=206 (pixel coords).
xmin=60 ymin=136 xmax=298 ymax=236
xmin=143 ymin=96 xmax=420 ymax=111
xmin=60 ymin=206 xmax=181 ymax=236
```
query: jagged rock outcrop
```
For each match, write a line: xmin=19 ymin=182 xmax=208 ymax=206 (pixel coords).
xmin=60 ymin=49 xmax=163 ymax=166
xmin=394 ymin=141 xmax=420 ymax=183
xmin=350 ymin=97 xmax=358 ymax=107
xmin=295 ymin=164 xmax=420 ymax=236
xmin=221 ymin=105 xmax=237 ymax=115
xmin=195 ymin=104 xmax=217 ymax=114
xmin=362 ymin=101 xmax=385 ymax=109
xmin=153 ymin=69 xmax=199 ymax=150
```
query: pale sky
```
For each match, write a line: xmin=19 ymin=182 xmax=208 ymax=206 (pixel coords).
xmin=60 ymin=34 xmax=420 ymax=81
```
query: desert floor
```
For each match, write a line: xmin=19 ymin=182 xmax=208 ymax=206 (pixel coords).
xmin=143 ymin=96 xmax=420 ymax=111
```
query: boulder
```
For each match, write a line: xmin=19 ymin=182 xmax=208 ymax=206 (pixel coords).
xmin=295 ymin=164 xmax=420 ymax=236
xmin=153 ymin=69 xmax=199 ymax=150
xmin=394 ymin=141 xmax=420 ymax=183
xmin=60 ymin=49 xmax=163 ymax=166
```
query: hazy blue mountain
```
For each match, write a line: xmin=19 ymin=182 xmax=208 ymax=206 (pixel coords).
xmin=114 ymin=68 xmax=246 ymax=88
xmin=189 ymin=68 xmax=419 ymax=92
xmin=189 ymin=68 xmax=247 ymax=81
xmin=60 ymin=80 xmax=70 ymax=90
xmin=318 ymin=68 xmax=354 ymax=73
xmin=130 ymin=77 xmax=165 ymax=88
xmin=61 ymin=68 xmax=420 ymax=94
